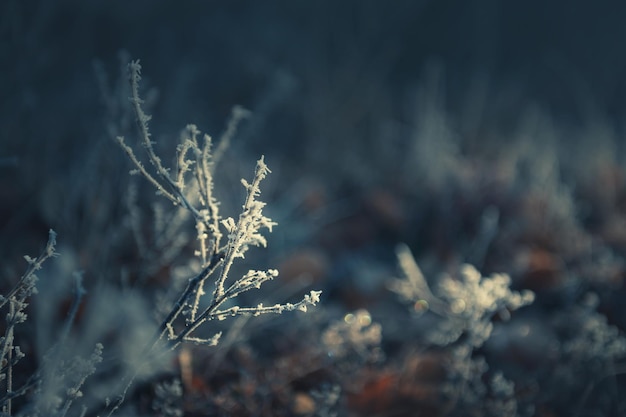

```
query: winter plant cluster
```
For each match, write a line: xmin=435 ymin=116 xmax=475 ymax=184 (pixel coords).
xmin=322 ymin=309 xmax=383 ymax=365
xmin=0 ymin=60 xmax=320 ymax=416
xmin=390 ymin=244 xmax=535 ymax=416
xmin=118 ymin=61 xmax=320 ymax=351
xmin=1 ymin=231 xmax=103 ymax=417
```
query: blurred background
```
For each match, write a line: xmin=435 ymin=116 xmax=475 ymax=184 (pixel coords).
xmin=2 ymin=1 xmax=626 ymax=415
xmin=3 ymin=0 xmax=626 ymax=292
xmin=3 ymin=0 xmax=626 ymax=242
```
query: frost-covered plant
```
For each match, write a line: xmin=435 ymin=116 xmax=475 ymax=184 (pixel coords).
xmin=118 ymin=59 xmax=321 ymax=349
xmin=560 ymin=294 xmax=626 ymax=370
xmin=390 ymin=244 xmax=535 ymax=416
xmin=322 ymin=309 xmax=383 ymax=364
xmin=391 ymin=244 xmax=534 ymax=348
xmin=434 ymin=263 xmax=534 ymax=348
xmin=0 ymin=230 xmax=57 ymax=415
xmin=1 ymin=231 xmax=103 ymax=417
xmin=30 ymin=341 xmax=103 ymax=417
xmin=106 ymin=60 xmax=321 ymax=414
xmin=440 ymin=345 xmax=529 ymax=417
xmin=151 ymin=379 xmax=183 ymax=417
xmin=547 ymin=293 xmax=626 ymax=416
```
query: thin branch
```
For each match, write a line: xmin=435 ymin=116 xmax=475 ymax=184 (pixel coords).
xmin=213 ymin=156 xmax=274 ymax=301
xmin=125 ymin=61 xmax=204 ymax=220
xmin=0 ymin=229 xmax=57 ymax=310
